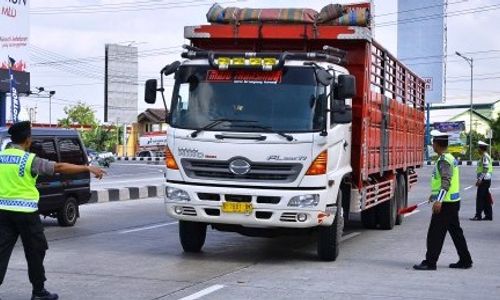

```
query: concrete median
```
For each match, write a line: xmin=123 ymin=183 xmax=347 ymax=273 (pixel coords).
xmin=89 ymin=185 xmax=165 ymax=203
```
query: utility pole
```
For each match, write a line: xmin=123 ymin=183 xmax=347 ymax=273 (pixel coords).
xmin=455 ymin=51 xmax=473 ymax=161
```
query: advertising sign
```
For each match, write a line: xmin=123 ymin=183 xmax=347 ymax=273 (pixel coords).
xmin=397 ymin=0 xmax=444 ymax=103
xmin=0 ymin=0 xmax=30 ymax=93
xmin=433 ymin=121 xmax=466 ymax=154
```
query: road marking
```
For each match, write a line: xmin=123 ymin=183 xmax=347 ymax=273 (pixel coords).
xmin=179 ymin=285 xmax=225 ymax=300
xmin=404 ymin=209 xmax=420 ymax=217
xmin=120 ymin=222 xmax=178 ymax=234
xmin=464 ymin=185 xmax=474 ymax=191
xmin=114 ymin=163 xmax=165 ymax=167
xmin=341 ymin=232 xmax=361 ymax=242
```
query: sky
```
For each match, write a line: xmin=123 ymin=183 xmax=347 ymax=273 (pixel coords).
xmin=13 ymin=0 xmax=500 ymax=124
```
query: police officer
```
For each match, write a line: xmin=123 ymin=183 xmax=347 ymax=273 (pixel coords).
xmin=0 ymin=121 xmax=105 ymax=300
xmin=413 ymin=130 xmax=473 ymax=270
xmin=470 ymin=141 xmax=493 ymax=221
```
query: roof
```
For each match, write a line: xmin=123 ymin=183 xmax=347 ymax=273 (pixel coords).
xmin=137 ymin=108 xmax=167 ymax=123
xmin=0 ymin=127 xmax=79 ymax=137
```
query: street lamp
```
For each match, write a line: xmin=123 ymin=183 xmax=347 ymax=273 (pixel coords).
xmin=455 ymin=51 xmax=473 ymax=161
xmin=36 ymin=87 xmax=56 ymax=126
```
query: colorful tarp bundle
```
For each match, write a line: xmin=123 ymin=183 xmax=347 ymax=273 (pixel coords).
xmin=206 ymin=3 xmax=371 ymax=27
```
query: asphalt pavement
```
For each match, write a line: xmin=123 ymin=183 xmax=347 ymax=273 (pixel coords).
xmin=91 ymin=163 xmax=166 ymax=190
xmin=2 ymin=166 xmax=500 ymax=300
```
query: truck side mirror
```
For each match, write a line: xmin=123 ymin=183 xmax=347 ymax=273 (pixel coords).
xmin=144 ymin=79 xmax=158 ymax=104
xmin=331 ymin=98 xmax=352 ymax=124
xmin=335 ymin=75 xmax=356 ymax=99
xmin=162 ymin=61 xmax=181 ymax=76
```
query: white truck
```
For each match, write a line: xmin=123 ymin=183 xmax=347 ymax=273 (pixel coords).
xmin=144 ymin=3 xmax=425 ymax=261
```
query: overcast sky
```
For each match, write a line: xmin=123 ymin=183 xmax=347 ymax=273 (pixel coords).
xmin=21 ymin=0 xmax=500 ymax=123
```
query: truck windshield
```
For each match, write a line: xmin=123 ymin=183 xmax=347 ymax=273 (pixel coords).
xmin=170 ymin=65 xmax=325 ymax=133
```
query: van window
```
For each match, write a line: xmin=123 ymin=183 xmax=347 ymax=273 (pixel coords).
xmin=58 ymin=138 xmax=85 ymax=165
xmin=31 ymin=139 xmax=59 ymax=161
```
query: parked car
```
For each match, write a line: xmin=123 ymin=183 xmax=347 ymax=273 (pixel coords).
xmin=0 ymin=127 xmax=90 ymax=226
xmin=137 ymin=150 xmax=165 ymax=158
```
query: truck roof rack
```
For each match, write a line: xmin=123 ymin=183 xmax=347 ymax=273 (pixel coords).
xmin=181 ymin=44 xmax=347 ymax=71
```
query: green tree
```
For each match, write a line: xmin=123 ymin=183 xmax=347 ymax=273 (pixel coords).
xmin=58 ymin=102 xmax=118 ymax=152
xmin=58 ymin=102 xmax=97 ymax=128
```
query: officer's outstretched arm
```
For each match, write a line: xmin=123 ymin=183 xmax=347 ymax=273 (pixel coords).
xmin=54 ymin=163 xmax=106 ymax=179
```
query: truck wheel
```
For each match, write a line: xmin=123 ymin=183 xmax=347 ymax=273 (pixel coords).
xmin=57 ymin=197 xmax=78 ymax=227
xmin=361 ymin=206 xmax=377 ymax=229
xmin=179 ymin=221 xmax=207 ymax=253
xmin=317 ymin=192 xmax=344 ymax=261
xmin=377 ymin=180 xmax=397 ymax=230
xmin=395 ymin=175 xmax=407 ymax=225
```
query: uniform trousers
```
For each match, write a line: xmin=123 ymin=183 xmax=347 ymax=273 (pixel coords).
xmin=476 ymin=179 xmax=492 ymax=219
xmin=0 ymin=210 xmax=48 ymax=290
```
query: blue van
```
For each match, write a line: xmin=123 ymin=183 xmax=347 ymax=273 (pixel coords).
xmin=0 ymin=127 xmax=90 ymax=226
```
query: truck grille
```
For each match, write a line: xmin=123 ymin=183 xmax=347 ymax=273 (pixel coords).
xmin=181 ymin=159 xmax=302 ymax=182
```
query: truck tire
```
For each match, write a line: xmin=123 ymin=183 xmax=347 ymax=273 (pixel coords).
xmin=361 ymin=206 xmax=377 ymax=229
xmin=317 ymin=192 xmax=344 ymax=261
xmin=377 ymin=180 xmax=397 ymax=230
xmin=57 ymin=197 xmax=78 ymax=227
xmin=179 ymin=221 xmax=207 ymax=253
xmin=395 ymin=174 xmax=407 ymax=225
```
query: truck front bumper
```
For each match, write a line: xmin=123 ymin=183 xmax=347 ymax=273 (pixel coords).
xmin=164 ymin=182 xmax=337 ymax=228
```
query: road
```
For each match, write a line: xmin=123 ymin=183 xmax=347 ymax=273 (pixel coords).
xmin=91 ymin=163 xmax=166 ymax=190
xmin=2 ymin=166 xmax=500 ymax=300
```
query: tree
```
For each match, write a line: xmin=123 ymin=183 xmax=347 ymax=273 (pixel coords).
xmin=58 ymin=102 xmax=118 ymax=152
xmin=58 ymin=102 xmax=97 ymax=128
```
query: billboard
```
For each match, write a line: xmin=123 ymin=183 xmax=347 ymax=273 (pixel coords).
xmin=433 ymin=121 xmax=466 ymax=155
xmin=397 ymin=0 xmax=445 ymax=103
xmin=104 ymin=44 xmax=138 ymax=124
xmin=0 ymin=0 xmax=30 ymax=93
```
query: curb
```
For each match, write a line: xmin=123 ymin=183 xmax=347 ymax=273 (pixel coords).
xmin=88 ymin=185 xmax=165 ymax=204
xmin=425 ymin=161 xmax=500 ymax=166
xmin=116 ymin=157 xmax=165 ymax=162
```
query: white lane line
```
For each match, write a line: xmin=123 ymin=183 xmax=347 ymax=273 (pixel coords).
xmin=113 ymin=163 xmax=165 ymax=167
xmin=341 ymin=232 xmax=361 ymax=242
xmin=120 ymin=222 xmax=178 ymax=234
xmin=464 ymin=185 xmax=474 ymax=191
xmin=404 ymin=209 xmax=420 ymax=217
xmin=178 ymin=285 xmax=225 ymax=300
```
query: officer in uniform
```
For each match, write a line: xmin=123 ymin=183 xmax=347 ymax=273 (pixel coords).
xmin=0 ymin=121 xmax=105 ymax=300
xmin=470 ymin=141 xmax=493 ymax=221
xmin=413 ymin=130 xmax=473 ymax=270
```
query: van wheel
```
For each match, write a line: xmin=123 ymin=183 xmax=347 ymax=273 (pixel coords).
xmin=317 ymin=192 xmax=344 ymax=261
xmin=179 ymin=221 xmax=207 ymax=253
xmin=57 ymin=197 xmax=78 ymax=227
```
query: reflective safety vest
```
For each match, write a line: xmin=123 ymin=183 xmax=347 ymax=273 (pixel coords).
xmin=431 ymin=153 xmax=461 ymax=202
xmin=476 ymin=152 xmax=493 ymax=178
xmin=0 ymin=148 xmax=39 ymax=213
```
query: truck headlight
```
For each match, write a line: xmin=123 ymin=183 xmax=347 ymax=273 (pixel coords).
xmin=287 ymin=194 xmax=319 ymax=208
xmin=166 ymin=187 xmax=191 ymax=202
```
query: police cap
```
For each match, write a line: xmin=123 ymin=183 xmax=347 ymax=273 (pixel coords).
xmin=430 ymin=129 xmax=449 ymax=142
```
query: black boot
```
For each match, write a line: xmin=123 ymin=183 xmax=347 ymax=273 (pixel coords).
xmin=31 ymin=289 xmax=59 ymax=300
xmin=469 ymin=216 xmax=482 ymax=221
xmin=413 ymin=260 xmax=436 ymax=271
xmin=449 ymin=261 xmax=473 ymax=269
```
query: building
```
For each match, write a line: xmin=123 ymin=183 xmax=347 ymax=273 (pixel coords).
xmin=431 ymin=100 xmax=500 ymax=136
xmin=137 ymin=108 xmax=167 ymax=135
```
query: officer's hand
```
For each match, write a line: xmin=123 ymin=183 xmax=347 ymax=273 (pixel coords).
xmin=432 ymin=201 xmax=442 ymax=214
xmin=88 ymin=166 xmax=106 ymax=180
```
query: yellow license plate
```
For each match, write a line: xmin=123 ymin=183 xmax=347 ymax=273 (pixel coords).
xmin=222 ymin=202 xmax=253 ymax=214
